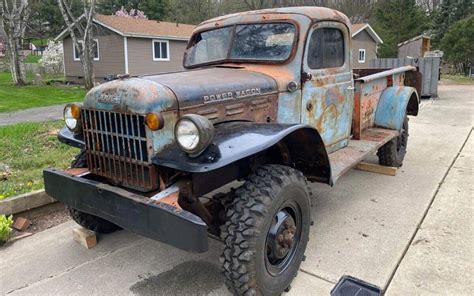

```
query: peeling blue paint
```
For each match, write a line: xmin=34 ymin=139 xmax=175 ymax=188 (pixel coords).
xmin=375 ymin=86 xmax=418 ymax=130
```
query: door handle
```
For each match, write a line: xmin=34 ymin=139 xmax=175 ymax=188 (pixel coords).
xmin=301 ymin=72 xmax=312 ymax=82
xmin=347 ymin=86 xmax=355 ymax=90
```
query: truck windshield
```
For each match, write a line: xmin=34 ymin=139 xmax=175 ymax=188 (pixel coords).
xmin=185 ymin=23 xmax=296 ymax=67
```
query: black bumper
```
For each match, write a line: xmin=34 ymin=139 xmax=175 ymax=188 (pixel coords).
xmin=43 ymin=169 xmax=208 ymax=253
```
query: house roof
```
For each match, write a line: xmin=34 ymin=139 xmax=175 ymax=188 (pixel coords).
xmin=351 ymin=23 xmax=383 ymax=44
xmin=55 ymin=14 xmax=195 ymax=41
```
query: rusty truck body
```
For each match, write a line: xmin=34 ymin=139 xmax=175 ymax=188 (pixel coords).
xmin=44 ymin=7 xmax=420 ymax=295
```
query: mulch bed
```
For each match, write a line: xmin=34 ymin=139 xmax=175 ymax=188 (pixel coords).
xmin=9 ymin=202 xmax=71 ymax=241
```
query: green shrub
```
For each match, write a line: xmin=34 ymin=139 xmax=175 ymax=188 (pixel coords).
xmin=0 ymin=215 xmax=14 ymax=244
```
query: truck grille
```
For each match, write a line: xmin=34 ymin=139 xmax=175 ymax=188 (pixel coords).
xmin=81 ymin=108 xmax=158 ymax=192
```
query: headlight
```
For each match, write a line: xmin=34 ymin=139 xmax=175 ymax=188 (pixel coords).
xmin=63 ymin=103 xmax=82 ymax=132
xmin=175 ymin=114 xmax=214 ymax=157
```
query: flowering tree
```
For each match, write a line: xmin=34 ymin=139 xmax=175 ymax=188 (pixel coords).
xmin=114 ymin=6 xmax=147 ymax=19
xmin=39 ymin=40 xmax=63 ymax=75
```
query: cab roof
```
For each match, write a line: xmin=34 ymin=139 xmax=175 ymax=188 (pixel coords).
xmin=199 ymin=6 xmax=351 ymax=28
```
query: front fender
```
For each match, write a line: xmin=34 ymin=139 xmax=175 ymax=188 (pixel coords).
xmin=153 ymin=122 xmax=330 ymax=178
xmin=58 ymin=127 xmax=85 ymax=149
xmin=375 ymin=86 xmax=419 ymax=130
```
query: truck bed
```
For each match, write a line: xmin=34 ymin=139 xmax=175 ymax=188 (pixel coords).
xmin=351 ymin=66 xmax=419 ymax=140
xmin=329 ymin=128 xmax=399 ymax=184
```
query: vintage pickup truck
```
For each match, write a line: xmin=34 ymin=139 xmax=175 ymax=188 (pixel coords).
xmin=44 ymin=7 xmax=421 ymax=295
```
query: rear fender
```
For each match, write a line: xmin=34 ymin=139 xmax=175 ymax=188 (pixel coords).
xmin=375 ymin=86 xmax=419 ymax=130
xmin=153 ymin=122 xmax=331 ymax=184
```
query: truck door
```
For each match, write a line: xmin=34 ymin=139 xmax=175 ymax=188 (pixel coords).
xmin=301 ymin=22 xmax=353 ymax=153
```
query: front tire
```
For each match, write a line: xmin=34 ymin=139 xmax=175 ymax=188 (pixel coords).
xmin=68 ymin=150 xmax=121 ymax=234
xmin=220 ymin=165 xmax=312 ymax=295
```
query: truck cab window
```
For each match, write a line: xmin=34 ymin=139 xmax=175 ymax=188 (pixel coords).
xmin=307 ymin=28 xmax=344 ymax=69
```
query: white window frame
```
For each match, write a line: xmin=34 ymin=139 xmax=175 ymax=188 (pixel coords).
xmin=152 ymin=39 xmax=170 ymax=61
xmin=73 ymin=39 xmax=100 ymax=61
xmin=358 ymin=49 xmax=366 ymax=63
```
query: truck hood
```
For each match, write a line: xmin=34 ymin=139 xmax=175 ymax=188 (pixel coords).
xmin=83 ymin=68 xmax=278 ymax=113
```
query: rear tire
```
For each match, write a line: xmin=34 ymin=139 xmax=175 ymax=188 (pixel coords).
xmin=68 ymin=150 xmax=121 ymax=234
xmin=220 ymin=165 xmax=312 ymax=295
xmin=377 ymin=114 xmax=409 ymax=167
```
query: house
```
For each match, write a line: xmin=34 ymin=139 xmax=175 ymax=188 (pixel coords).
xmin=398 ymin=35 xmax=431 ymax=58
xmin=55 ymin=15 xmax=195 ymax=83
xmin=351 ymin=23 xmax=383 ymax=69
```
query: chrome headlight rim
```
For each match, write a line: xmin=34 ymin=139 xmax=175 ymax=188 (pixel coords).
xmin=63 ymin=103 xmax=82 ymax=133
xmin=174 ymin=114 xmax=214 ymax=157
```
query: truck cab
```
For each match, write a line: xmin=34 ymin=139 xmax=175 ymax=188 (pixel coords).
xmin=44 ymin=7 xmax=420 ymax=295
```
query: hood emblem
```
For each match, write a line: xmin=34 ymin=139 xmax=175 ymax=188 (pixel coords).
xmin=203 ymin=88 xmax=261 ymax=104
xmin=97 ymin=94 xmax=121 ymax=104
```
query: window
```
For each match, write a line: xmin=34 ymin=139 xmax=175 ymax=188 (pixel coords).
xmin=184 ymin=23 xmax=296 ymax=67
xmin=230 ymin=23 xmax=296 ymax=61
xmin=358 ymin=49 xmax=366 ymax=63
xmin=73 ymin=39 xmax=99 ymax=61
xmin=153 ymin=40 xmax=169 ymax=61
xmin=307 ymin=28 xmax=345 ymax=69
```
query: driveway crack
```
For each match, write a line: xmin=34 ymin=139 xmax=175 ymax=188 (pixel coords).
xmin=6 ymin=238 xmax=146 ymax=294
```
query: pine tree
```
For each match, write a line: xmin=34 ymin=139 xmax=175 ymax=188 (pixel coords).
xmin=431 ymin=0 xmax=473 ymax=47
xmin=372 ymin=0 xmax=428 ymax=58
xmin=440 ymin=15 xmax=474 ymax=74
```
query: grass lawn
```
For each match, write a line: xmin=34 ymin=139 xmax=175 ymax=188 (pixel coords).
xmin=25 ymin=55 xmax=42 ymax=63
xmin=442 ymin=74 xmax=474 ymax=85
xmin=0 ymin=72 xmax=86 ymax=113
xmin=0 ymin=121 xmax=79 ymax=199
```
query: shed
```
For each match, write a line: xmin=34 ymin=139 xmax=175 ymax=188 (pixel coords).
xmin=398 ymin=35 xmax=431 ymax=58
xmin=55 ymin=15 xmax=195 ymax=83
xmin=351 ymin=23 xmax=383 ymax=69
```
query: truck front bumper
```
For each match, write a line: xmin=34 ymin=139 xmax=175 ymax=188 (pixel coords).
xmin=43 ymin=168 xmax=208 ymax=253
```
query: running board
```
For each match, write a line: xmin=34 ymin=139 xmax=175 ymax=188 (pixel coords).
xmin=329 ymin=128 xmax=399 ymax=184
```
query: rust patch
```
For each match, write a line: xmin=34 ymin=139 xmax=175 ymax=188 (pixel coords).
xmin=352 ymin=90 xmax=361 ymax=140
xmin=64 ymin=168 xmax=89 ymax=176
xmin=156 ymin=191 xmax=182 ymax=210
xmin=182 ymin=94 xmax=278 ymax=123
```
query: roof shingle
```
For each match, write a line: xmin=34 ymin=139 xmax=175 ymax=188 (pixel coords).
xmin=94 ymin=14 xmax=195 ymax=39
xmin=351 ymin=23 xmax=366 ymax=34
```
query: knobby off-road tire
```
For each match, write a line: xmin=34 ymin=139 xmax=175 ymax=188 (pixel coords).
xmin=68 ymin=150 xmax=121 ymax=234
xmin=377 ymin=114 xmax=409 ymax=167
xmin=220 ymin=165 xmax=312 ymax=296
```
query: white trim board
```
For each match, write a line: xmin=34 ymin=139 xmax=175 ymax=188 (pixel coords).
xmin=352 ymin=24 xmax=383 ymax=44
xmin=124 ymin=36 xmax=129 ymax=74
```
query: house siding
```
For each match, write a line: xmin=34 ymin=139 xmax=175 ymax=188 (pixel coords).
xmin=63 ymin=26 xmax=125 ymax=83
xmin=127 ymin=38 xmax=187 ymax=76
xmin=352 ymin=30 xmax=377 ymax=69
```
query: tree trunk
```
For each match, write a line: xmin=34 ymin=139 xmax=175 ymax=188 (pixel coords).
xmin=57 ymin=0 xmax=96 ymax=90
xmin=1 ymin=0 xmax=29 ymax=86
xmin=6 ymin=33 xmax=26 ymax=85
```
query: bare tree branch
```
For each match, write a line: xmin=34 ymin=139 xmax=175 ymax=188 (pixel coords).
xmin=58 ymin=0 xmax=96 ymax=89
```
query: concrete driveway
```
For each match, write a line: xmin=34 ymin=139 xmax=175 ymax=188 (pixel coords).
xmin=1 ymin=84 xmax=473 ymax=295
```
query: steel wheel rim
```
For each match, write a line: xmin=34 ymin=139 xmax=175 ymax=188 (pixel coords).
xmin=264 ymin=200 xmax=302 ymax=276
